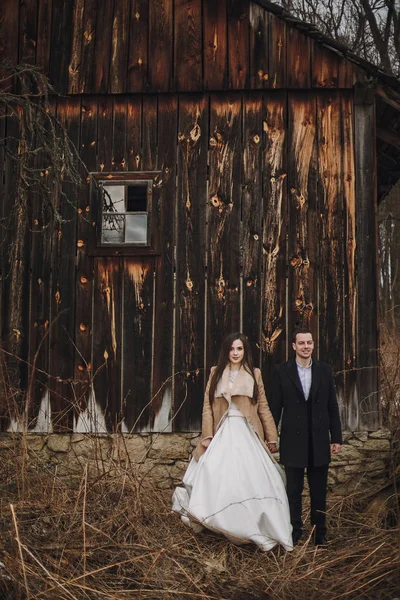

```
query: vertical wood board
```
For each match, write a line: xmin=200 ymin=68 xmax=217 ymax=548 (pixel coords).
xmin=261 ymin=91 xmax=287 ymax=384
xmin=174 ymin=0 xmax=202 ymax=92
xmin=175 ymin=94 xmax=208 ymax=430
xmin=203 ymin=0 xmax=227 ymax=90
xmin=207 ymin=94 xmax=242 ymax=368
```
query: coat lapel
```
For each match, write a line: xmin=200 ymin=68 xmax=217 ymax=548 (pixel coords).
xmin=310 ymin=360 xmax=321 ymax=400
xmin=285 ymin=358 xmax=306 ymax=399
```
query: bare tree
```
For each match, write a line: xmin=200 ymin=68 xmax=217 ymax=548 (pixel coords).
xmin=280 ymin=0 xmax=400 ymax=77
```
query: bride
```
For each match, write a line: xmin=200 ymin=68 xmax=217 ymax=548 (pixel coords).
xmin=172 ymin=333 xmax=293 ymax=551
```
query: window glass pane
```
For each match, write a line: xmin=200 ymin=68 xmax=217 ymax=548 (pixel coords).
xmin=125 ymin=214 xmax=147 ymax=243
xmin=102 ymin=185 xmax=125 ymax=213
xmin=102 ymin=214 xmax=124 ymax=244
xmin=127 ymin=184 xmax=147 ymax=212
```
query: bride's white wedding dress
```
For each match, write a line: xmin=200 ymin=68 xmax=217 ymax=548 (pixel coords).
xmin=172 ymin=400 xmax=293 ymax=552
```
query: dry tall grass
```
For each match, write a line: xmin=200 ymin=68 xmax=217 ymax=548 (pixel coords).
xmin=0 ymin=439 xmax=398 ymax=600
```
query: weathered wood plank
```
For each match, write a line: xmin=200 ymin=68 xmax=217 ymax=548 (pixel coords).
xmin=261 ymin=91 xmax=287 ymax=385
xmin=74 ymin=96 xmax=97 ymax=424
xmin=268 ymin=14 xmax=286 ymax=89
xmin=1 ymin=109 xmax=30 ymax=427
xmin=142 ymin=95 xmax=158 ymax=172
xmin=207 ymin=94 xmax=241 ymax=369
xmin=249 ymin=3 xmax=269 ymax=90
xmin=19 ymin=0 xmax=38 ymax=64
xmin=338 ymin=56 xmax=357 ymax=88
xmin=110 ymin=0 xmax=130 ymax=93
xmin=312 ymin=42 xmax=339 ymax=88
xmin=49 ymin=97 xmax=80 ymax=432
xmin=203 ymin=0 xmax=227 ymax=90
xmin=287 ymin=91 xmax=317 ymax=340
xmin=36 ymin=0 xmax=53 ymax=75
xmin=122 ymin=258 xmax=154 ymax=431
xmin=0 ymin=0 xmax=19 ymax=88
xmin=49 ymin=0 xmax=74 ymax=93
xmin=127 ymin=0 xmax=149 ymax=92
xmin=174 ymin=0 xmax=202 ymax=92
xmin=354 ymin=98 xmax=379 ymax=430
xmin=127 ymin=96 xmax=142 ymax=170
xmin=79 ymin=0 xmax=97 ymax=93
xmin=92 ymin=257 xmax=122 ymax=432
xmin=92 ymin=0 xmax=114 ymax=93
xmin=0 ymin=109 xmax=8 ymax=429
xmin=317 ymin=91 xmax=344 ymax=408
xmin=112 ymin=96 xmax=128 ymax=171
xmin=287 ymin=26 xmax=311 ymax=88
xmin=97 ymin=96 xmax=114 ymax=173
xmin=175 ymin=94 xmax=208 ymax=431
xmin=26 ymin=99 xmax=57 ymax=431
xmin=67 ymin=0 xmax=84 ymax=93
xmin=341 ymin=91 xmax=358 ymax=430
xmin=242 ymin=92 xmax=263 ymax=363
xmin=151 ymin=95 xmax=177 ymax=431
xmin=148 ymin=0 xmax=173 ymax=92
xmin=227 ymin=0 xmax=249 ymax=90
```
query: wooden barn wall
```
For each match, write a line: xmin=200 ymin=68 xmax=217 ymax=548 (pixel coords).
xmin=0 ymin=90 xmax=379 ymax=433
xmin=0 ymin=0 xmax=367 ymax=95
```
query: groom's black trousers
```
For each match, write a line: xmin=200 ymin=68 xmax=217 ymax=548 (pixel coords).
xmin=285 ymin=464 xmax=329 ymax=537
xmin=285 ymin=395 xmax=329 ymax=538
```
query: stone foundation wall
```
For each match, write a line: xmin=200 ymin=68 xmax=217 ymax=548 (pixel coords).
xmin=0 ymin=429 xmax=392 ymax=495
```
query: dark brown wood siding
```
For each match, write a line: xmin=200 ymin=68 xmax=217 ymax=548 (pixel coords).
xmin=0 ymin=89 xmax=380 ymax=433
xmin=1 ymin=0 xmax=366 ymax=95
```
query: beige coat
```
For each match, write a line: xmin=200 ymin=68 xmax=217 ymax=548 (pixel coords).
xmin=193 ymin=365 xmax=278 ymax=461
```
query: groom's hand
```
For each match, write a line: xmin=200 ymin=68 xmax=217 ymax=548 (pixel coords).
xmin=331 ymin=443 xmax=342 ymax=454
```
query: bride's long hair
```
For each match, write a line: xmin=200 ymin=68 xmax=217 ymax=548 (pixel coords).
xmin=208 ymin=332 xmax=258 ymax=404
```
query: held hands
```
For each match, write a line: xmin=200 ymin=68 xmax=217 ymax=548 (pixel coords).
xmin=201 ymin=437 xmax=212 ymax=449
xmin=331 ymin=443 xmax=342 ymax=454
xmin=267 ymin=442 xmax=278 ymax=453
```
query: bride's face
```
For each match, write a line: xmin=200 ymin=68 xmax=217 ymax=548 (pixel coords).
xmin=229 ymin=339 xmax=244 ymax=366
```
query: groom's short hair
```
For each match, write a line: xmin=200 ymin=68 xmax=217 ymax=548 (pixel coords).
xmin=292 ymin=327 xmax=313 ymax=344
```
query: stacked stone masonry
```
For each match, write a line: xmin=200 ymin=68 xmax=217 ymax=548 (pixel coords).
xmin=0 ymin=429 xmax=392 ymax=495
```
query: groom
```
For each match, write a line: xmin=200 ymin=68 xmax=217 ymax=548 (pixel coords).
xmin=270 ymin=328 xmax=342 ymax=547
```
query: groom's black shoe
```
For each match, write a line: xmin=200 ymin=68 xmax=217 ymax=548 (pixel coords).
xmin=314 ymin=534 xmax=328 ymax=547
xmin=292 ymin=531 xmax=302 ymax=546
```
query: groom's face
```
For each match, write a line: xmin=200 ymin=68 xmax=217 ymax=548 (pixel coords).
xmin=292 ymin=333 xmax=314 ymax=360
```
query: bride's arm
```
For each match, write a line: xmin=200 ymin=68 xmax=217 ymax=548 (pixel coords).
xmin=255 ymin=368 xmax=278 ymax=446
xmin=200 ymin=367 xmax=215 ymax=446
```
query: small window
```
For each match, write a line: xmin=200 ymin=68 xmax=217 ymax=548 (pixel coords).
xmin=99 ymin=180 xmax=152 ymax=246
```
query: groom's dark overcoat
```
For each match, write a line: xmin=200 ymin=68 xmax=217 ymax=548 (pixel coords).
xmin=270 ymin=358 xmax=343 ymax=468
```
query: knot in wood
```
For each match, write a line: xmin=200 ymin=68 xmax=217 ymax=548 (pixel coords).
xmin=77 ymin=240 xmax=85 ymax=248
xmin=79 ymin=323 xmax=87 ymax=332
xmin=253 ymin=234 xmax=259 ymax=241
xmin=186 ymin=199 xmax=191 ymax=209
xmin=135 ymin=11 xmax=140 ymax=19
xmin=55 ymin=290 xmax=61 ymax=304
xmin=253 ymin=135 xmax=260 ymax=144
xmin=190 ymin=124 xmax=201 ymax=142
xmin=178 ymin=132 xmax=185 ymax=142
xmin=246 ymin=279 xmax=253 ymax=287
xmin=34 ymin=219 xmax=39 ymax=226
xmin=186 ymin=278 xmax=193 ymax=291
xmin=210 ymin=194 xmax=221 ymax=208
xmin=138 ymin=58 xmax=143 ymax=66
xmin=290 ymin=256 xmax=301 ymax=267
xmin=80 ymin=276 xmax=88 ymax=284
xmin=104 ymin=349 xmax=109 ymax=361
xmin=209 ymin=136 xmax=217 ymax=147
